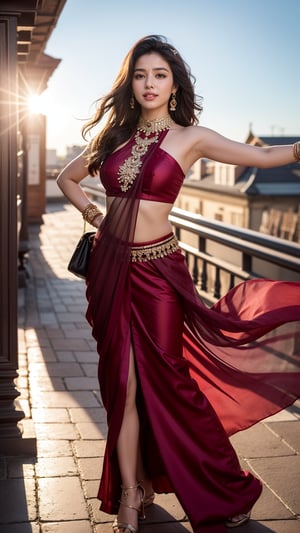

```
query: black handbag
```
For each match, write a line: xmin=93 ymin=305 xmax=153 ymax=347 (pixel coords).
xmin=68 ymin=231 xmax=95 ymax=279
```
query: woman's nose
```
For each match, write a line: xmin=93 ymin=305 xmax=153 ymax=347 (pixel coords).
xmin=145 ymin=76 xmax=154 ymax=89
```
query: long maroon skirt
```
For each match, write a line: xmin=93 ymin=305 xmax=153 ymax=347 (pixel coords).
xmin=86 ymin=232 xmax=300 ymax=532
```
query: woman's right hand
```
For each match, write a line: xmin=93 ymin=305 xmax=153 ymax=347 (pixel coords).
xmin=92 ymin=213 xmax=105 ymax=229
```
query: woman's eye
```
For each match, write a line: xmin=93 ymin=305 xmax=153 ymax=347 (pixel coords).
xmin=134 ymin=74 xmax=144 ymax=79
xmin=156 ymin=73 xmax=166 ymax=78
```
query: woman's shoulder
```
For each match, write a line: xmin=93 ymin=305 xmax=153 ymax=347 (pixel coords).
xmin=172 ymin=124 xmax=213 ymax=152
xmin=173 ymin=123 xmax=212 ymax=140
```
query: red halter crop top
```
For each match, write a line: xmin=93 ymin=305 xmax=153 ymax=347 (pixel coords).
xmin=100 ymin=132 xmax=185 ymax=204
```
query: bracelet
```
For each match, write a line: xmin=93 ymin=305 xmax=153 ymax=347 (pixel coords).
xmin=82 ymin=203 xmax=103 ymax=225
xmin=293 ymin=141 xmax=300 ymax=162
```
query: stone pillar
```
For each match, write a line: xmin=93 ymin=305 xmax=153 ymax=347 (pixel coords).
xmin=0 ymin=10 xmax=33 ymax=454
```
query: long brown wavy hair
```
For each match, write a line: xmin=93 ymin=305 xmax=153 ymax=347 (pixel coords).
xmin=82 ymin=35 xmax=203 ymax=175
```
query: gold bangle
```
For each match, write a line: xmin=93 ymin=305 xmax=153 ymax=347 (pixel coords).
xmin=81 ymin=203 xmax=103 ymax=224
xmin=293 ymin=141 xmax=300 ymax=162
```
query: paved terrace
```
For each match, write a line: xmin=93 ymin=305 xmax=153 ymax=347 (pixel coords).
xmin=0 ymin=202 xmax=299 ymax=533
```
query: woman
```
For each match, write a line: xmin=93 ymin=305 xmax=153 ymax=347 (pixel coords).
xmin=57 ymin=35 xmax=300 ymax=533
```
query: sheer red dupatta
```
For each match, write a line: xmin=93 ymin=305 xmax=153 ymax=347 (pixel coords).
xmin=85 ymin=130 xmax=169 ymax=413
xmin=155 ymin=255 xmax=300 ymax=435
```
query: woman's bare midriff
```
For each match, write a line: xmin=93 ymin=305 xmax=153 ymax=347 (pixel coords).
xmin=106 ymin=197 xmax=173 ymax=242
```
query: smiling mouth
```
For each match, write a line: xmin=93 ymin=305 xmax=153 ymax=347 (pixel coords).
xmin=143 ymin=93 xmax=157 ymax=100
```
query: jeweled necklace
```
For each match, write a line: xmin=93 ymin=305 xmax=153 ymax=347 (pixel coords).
xmin=137 ymin=115 xmax=176 ymax=135
xmin=117 ymin=115 xmax=176 ymax=192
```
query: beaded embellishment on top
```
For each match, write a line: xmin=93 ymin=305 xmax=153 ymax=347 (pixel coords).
xmin=117 ymin=115 xmax=176 ymax=192
xmin=117 ymin=132 xmax=159 ymax=192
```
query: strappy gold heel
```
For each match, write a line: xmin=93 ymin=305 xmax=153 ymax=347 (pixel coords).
xmin=112 ymin=484 xmax=145 ymax=533
xmin=138 ymin=479 xmax=155 ymax=508
xmin=144 ymin=491 xmax=155 ymax=508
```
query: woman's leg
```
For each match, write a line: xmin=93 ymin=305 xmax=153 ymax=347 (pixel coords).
xmin=114 ymin=345 xmax=144 ymax=532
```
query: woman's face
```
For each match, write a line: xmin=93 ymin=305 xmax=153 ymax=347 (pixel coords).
xmin=132 ymin=52 xmax=176 ymax=117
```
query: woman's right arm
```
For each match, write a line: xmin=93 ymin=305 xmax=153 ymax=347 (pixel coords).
xmin=57 ymin=150 xmax=104 ymax=228
xmin=56 ymin=149 xmax=94 ymax=212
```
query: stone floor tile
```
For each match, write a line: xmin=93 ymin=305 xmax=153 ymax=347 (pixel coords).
xmin=82 ymin=479 xmax=99 ymax=499
xmin=41 ymin=521 xmax=93 ymax=533
xmin=25 ymin=328 xmax=51 ymax=348
xmin=38 ymin=477 xmax=89 ymax=521
xmin=87 ymin=498 xmax=111 ymax=523
xmin=265 ymin=420 xmax=300 ymax=453
xmin=73 ymin=439 xmax=106 ymax=458
xmin=56 ymin=312 xmax=88 ymax=323
xmin=31 ymin=362 xmax=84 ymax=377
xmin=230 ymin=423 xmax=293 ymax=458
xmin=29 ymin=390 xmax=100 ymax=408
xmin=36 ymin=456 xmax=78 ymax=477
xmin=34 ymin=422 xmax=79 ymax=440
xmin=63 ymin=328 xmax=92 ymax=338
xmin=81 ymin=363 xmax=98 ymax=376
xmin=65 ymin=377 xmax=99 ymax=390
xmin=56 ymin=351 xmax=76 ymax=362
xmin=250 ymin=483 xmax=294 ymax=520
xmin=61 ymin=323 xmax=77 ymax=331
xmin=32 ymin=407 xmax=70 ymax=423
xmin=0 ymin=478 xmax=37 ymax=522
xmin=255 ymin=521 xmax=300 ymax=533
xmin=27 ymin=345 xmax=57 ymax=362
xmin=37 ymin=439 xmax=73 ymax=458
xmin=264 ymin=409 xmax=298 ymax=422
xmin=7 ymin=458 xmax=36 ymax=479
xmin=69 ymin=407 xmax=106 ymax=423
xmin=16 ymin=375 xmax=29 ymax=389
xmin=74 ymin=352 xmax=98 ymax=363
xmin=29 ymin=376 xmax=66 ymax=391
xmin=92 ymin=389 xmax=103 ymax=406
xmin=146 ymin=493 xmax=186 ymax=522
xmin=249 ymin=456 xmax=300 ymax=514
xmin=41 ymin=327 xmax=65 ymax=339
xmin=50 ymin=338 xmax=91 ymax=351
xmin=18 ymin=397 xmax=32 ymax=418
xmin=94 ymin=524 xmax=115 ymax=533
xmin=76 ymin=421 xmax=107 ymax=440
xmin=39 ymin=312 xmax=59 ymax=327
xmin=77 ymin=457 xmax=102 ymax=481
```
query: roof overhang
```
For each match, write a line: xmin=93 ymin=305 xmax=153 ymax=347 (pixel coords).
xmin=1 ymin=0 xmax=66 ymax=93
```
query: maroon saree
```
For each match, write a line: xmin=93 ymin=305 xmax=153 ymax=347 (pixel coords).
xmin=85 ymin=132 xmax=300 ymax=532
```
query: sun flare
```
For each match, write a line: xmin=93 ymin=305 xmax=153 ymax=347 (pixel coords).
xmin=27 ymin=93 xmax=49 ymax=115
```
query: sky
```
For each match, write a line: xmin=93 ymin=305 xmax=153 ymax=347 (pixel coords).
xmin=40 ymin=0 xmax=300 ymax=155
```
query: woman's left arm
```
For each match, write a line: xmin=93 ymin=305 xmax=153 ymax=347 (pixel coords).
xmin=192 ymin=127 xmax=299 ymax=168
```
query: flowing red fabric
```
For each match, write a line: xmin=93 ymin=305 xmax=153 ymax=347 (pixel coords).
xmin=85 ymin=131 xmax=300 ymax=532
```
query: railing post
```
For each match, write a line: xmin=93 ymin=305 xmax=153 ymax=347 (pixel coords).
xmin=192 ymin=256 xmax=199 ymax=285
xmin=242 ymin=253 xmax=252 ymax=273
xmin=214 ymin=266 xmax=221 ymax=299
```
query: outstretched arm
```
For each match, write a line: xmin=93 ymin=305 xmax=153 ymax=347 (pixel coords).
xmin=192 ymin=127 xmax=299 ymax=168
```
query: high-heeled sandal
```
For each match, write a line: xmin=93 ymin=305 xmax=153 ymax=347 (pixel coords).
xmin=225 ymin=511 xmax=251 ymax=528
xmin=112 ymin=484 xmax=145 ymax=533
xmin=138 ymin=479 xmax=155 ymax=508
xmin=144 ymin=491 xmax=155 ymax=508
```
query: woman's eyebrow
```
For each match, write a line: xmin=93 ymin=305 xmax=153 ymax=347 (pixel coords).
xmin=133 ymin=67 xmax=169 ymax=72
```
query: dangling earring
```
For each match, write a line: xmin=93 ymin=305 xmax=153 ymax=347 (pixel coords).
xmin=130 ymin=94 xmax=135 ymax=109
xmin=169 ymin=92 xmax=177 ymax=112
